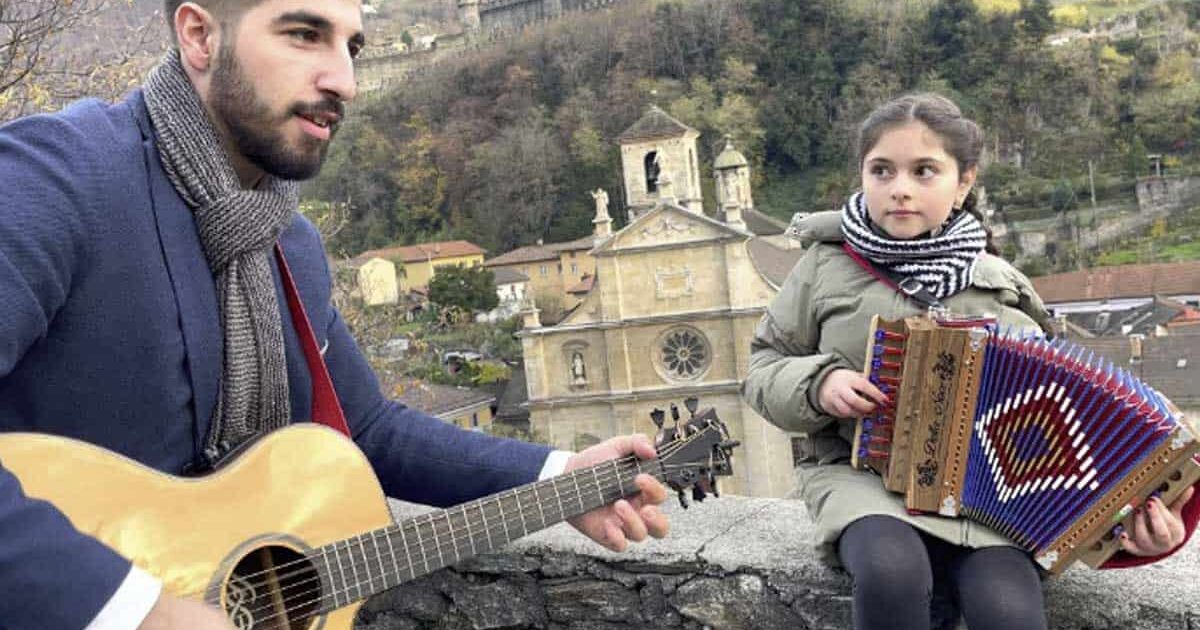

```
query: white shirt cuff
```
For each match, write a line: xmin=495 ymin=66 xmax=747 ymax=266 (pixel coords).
xmin=85 ymin=565 xmax=162 ymax=630
xmin=538 ymin=450 xmax=573 ymax=480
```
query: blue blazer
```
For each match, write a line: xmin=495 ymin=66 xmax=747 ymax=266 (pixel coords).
xmin=0 ymin=91 xmax=551 ymax=628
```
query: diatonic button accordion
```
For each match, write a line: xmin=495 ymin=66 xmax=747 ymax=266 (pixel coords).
xmin=852 ymin=315 xmax=1200 ymax=573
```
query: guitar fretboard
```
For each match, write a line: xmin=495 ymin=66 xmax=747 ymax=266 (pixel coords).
xmin=313 ymin=455 xmax=654 ymax=612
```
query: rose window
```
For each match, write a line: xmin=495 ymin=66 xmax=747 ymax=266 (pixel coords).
xmin=658 ymin=327 xmax=711 ymax=380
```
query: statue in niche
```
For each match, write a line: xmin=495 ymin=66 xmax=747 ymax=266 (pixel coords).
xmin=590 ymin=188 xmax=610 ymax=221
xmin=570 ymin=351 xmax=587 ymax=384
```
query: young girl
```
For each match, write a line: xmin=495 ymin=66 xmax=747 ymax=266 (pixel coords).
xmin=742 ymin=93 xmax=1199 ymax=630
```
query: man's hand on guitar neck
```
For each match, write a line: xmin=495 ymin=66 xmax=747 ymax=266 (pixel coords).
xmin=139 ymin=593 xmax=234 ymax=629
xmin=565 ymin=434 xmax=670 ymax=552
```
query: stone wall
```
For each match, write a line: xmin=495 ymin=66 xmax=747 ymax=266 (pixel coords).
xmin=354 ymin=495 xmax=1200 ymax=630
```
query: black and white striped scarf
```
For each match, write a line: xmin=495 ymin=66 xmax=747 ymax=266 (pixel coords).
xmin=840 ymin=192 xmax=986 ymax=300
xmin=143 ymin=52 xmax=296 ymax=465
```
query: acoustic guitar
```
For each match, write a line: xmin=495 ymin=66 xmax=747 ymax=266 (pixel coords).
xmin=0 ymin=404 xmax=737 ymax=630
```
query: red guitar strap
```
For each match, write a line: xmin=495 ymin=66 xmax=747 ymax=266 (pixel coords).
xmin=274 ymin=243 xmax=351 ymax=437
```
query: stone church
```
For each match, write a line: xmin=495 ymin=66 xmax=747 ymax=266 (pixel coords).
xmin=517 ymin=107 xmax=806 ymax=498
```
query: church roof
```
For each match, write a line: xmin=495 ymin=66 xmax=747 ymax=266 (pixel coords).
xmin=747 ymin=238 xmax=805 ymax=289
xmin=741 ymin=208 xmax=788 ymax=236
xmin=491 ymin=267 xmax=529 ymax=285
xmin=484 ymin=244 xmax=560 ymax=266
xmin=617 ymin=105 xmax=697 ymax=144
xmin=392 ymin=379 xmax=495 ymax=418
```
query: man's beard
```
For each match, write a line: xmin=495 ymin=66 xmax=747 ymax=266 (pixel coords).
xmin=209 ymin=43 xmax=342 ymax=181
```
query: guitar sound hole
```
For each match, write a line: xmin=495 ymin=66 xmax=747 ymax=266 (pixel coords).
xmin=224 ymin=545 xmax=321 ymax=630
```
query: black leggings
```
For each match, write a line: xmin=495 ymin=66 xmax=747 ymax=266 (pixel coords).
xmin=837 ymin=515 xmax=1047 ymax=630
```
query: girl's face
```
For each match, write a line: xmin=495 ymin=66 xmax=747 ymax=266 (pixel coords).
xmin=861 ymin=121 xmax=977 ymax=240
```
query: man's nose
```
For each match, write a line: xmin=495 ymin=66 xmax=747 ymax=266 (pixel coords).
xmin=316 ymin=48 xmax=357 ymax=104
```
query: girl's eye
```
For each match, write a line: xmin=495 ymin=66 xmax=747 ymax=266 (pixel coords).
xmin=870 ymin=165 xmax=893 ymax=178
xmin=915 ymin=165 xmax=937 ymax=178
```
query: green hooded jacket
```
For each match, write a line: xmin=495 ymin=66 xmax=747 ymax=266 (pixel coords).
xmin=743 ymin=210 xmax=1052 ymax=565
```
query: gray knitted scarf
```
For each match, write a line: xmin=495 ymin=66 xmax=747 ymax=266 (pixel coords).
xmin=143 ymin=52 xmax=295 ymax=464
xmin=840 ymin=191 xmax=987 ymax=300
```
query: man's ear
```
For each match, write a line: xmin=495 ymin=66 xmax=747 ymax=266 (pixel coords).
xmin=175 ymin=2 xmax=220 ymax=73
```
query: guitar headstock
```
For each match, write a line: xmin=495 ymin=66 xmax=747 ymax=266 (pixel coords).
xmin=650 ymin=397 xmax=739 ymax=508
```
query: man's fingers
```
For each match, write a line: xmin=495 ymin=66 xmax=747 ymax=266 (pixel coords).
xmin=614 ymin=499 xmax=649 ymax=543
xmin=852 ymin=378 xmax=889 ymax=406
xmin=838 ymin=390 xmax=875 ymax=416
xmin=600 ymin=434 xmax=656 ymax=460
xmin=641 ymin=504 xmax=668 ymax=538
xmin=634 ymin=473 xmax=667 ymax=504
xmin=603 ymin=517 xmax=627 ymax=552
xmin=1145 ymin=499 xmax=1170 ymax=542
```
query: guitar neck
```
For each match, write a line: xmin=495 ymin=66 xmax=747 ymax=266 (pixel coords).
xmin=313 ymin=454 xmax=657 ymax=612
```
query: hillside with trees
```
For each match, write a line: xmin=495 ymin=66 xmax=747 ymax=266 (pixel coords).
xmin=302 ymin=0 xmax=1200 ymax=274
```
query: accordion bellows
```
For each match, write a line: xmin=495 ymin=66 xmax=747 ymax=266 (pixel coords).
xmin=852 ymin=316 xmax=1200 ymax=574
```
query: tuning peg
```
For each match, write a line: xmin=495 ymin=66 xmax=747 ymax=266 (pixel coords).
xmin=692 ymin=485 xmax=706 ymax=503
xmin=650 ymin=408 xmax=665 ymax=430
xmin=677 ymin=488 xmax=689 ymax=509
xmin=709 ymin=472 xmax=720 ymax=498
xmin=670 ymin=403 xmax=681 ymax=425
xmin=684 ymin=396 xmax=699 ymax=417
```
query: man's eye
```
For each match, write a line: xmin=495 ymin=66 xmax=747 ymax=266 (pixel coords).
xmin=290 ymin=29 xmax=320 ymax=43
xmin=349 ymin=43 xmax=363 ymax=59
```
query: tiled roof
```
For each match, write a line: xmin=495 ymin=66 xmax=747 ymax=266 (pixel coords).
xmin=747 ymin=238 xmax=805 ymax=289
xmin=1065 ymin=332 xmax=1200 ymax=407
xmin=355 ymin=240 xmax=486 ymax=264
xmin=1031 ymin=261 xmax=1200 ymax=304
xmin=484 ymin=244 xmax=560 ymax=266
xmin=491 ymin=267 xmax=529 ymax=285
xmin=549 ymin=236 xmax=596 ymax=252
xmin=393 ymin=378 xmax=495 ymax=417
xmin=1064 ymin=296 xmax=1195 ymax=336
xmin=617 ymin=105 xmax=697 ymax=143
xmin=566 ymin=274 xmax=595 ymax=294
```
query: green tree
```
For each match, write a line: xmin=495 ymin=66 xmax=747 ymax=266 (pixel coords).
xmin=427 ymin=265 xmax=500 ymax=313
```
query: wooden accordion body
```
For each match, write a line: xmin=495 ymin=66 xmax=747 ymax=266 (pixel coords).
xmin=851 ymin=316 xmax=1200 ymax=574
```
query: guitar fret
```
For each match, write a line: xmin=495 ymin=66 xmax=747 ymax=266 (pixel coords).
xmin=499 ymin=493 xmax=511 ymax=543
xmin=323 ymin=549 xmax=341 ymax=609
xmin=356 ymin=534 xmax=372 ymax=597
xmin=591 ymin=466 xmax=603 ymax=504
xmin=371 ymin=531 xmax=387 ymax=589
xmin=443 ymin=511 xmax=458 ymax=564
xmin=384 ymin=527 xmax=401 ymax=587
xmin=341 ymin=539 xmax=357 ymax=601
xmin=551 ymin=478 xmax=564 ymax=522
xmin=462 ymin=505 xmax=478 ymax=556
xmin=572 ymin=471 xmax=585 ymax=514
xmin=516 ymin=488 xmax=529 ymax=537
xmin=613 ymin=460 xmax=626 ymax=497
xmin=418 ymin=516 xmax=432 ymax=574
xmin=482 ymin=498 xmax=495 ymax=551
xmin=399 ymin=523 xmax=414 ymax=580
xmin=439 ymin=511 xmax=451 ymax=564
xmin=533 ymin=483 xmax=547 ymax=530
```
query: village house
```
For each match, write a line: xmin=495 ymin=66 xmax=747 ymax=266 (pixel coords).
xmin=352 ymin=240 xmax=487 ymax=306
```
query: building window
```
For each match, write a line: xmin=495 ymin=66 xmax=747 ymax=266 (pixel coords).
xmin=571 ymin=263 xmax=578 ymax=275
xmin=654 ymin=326 xmax=712 ymax=382
xmin=540 ymin=265 xmax=547 ymax=276
xmin=471 ymin=413 xmax=479 ymax=428
xmin=644 ymin=151 xmax=660 ymax=193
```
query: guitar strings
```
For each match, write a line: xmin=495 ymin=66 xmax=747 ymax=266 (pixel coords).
xmin=193 ymin=434 xmax=696 ymax=602
xmin=179 ymin=434 xmax=709 ymax=621
xmin=231 ymin=456 xmax=705 ymax=626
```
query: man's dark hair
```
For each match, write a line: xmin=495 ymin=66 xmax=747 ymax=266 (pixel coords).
xmin=163 ymin=1 xmax=262 ymax=44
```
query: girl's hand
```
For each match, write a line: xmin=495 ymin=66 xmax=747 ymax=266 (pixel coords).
xmin=1119 ymin=485 xmax=1195 ymax=557
xmin=816 ymin=368 xmax=889 ymax=419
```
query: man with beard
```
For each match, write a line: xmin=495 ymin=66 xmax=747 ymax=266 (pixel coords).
xmin=0 ymin=1 xmax=669 ymax=628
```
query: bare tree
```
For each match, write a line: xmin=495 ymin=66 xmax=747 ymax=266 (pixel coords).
xmin=0 ymin=0 xmax=161 ymax=121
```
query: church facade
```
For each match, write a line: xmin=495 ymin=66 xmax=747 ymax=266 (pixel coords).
xmin=517 ymin=107 xmax=804 ymax=497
